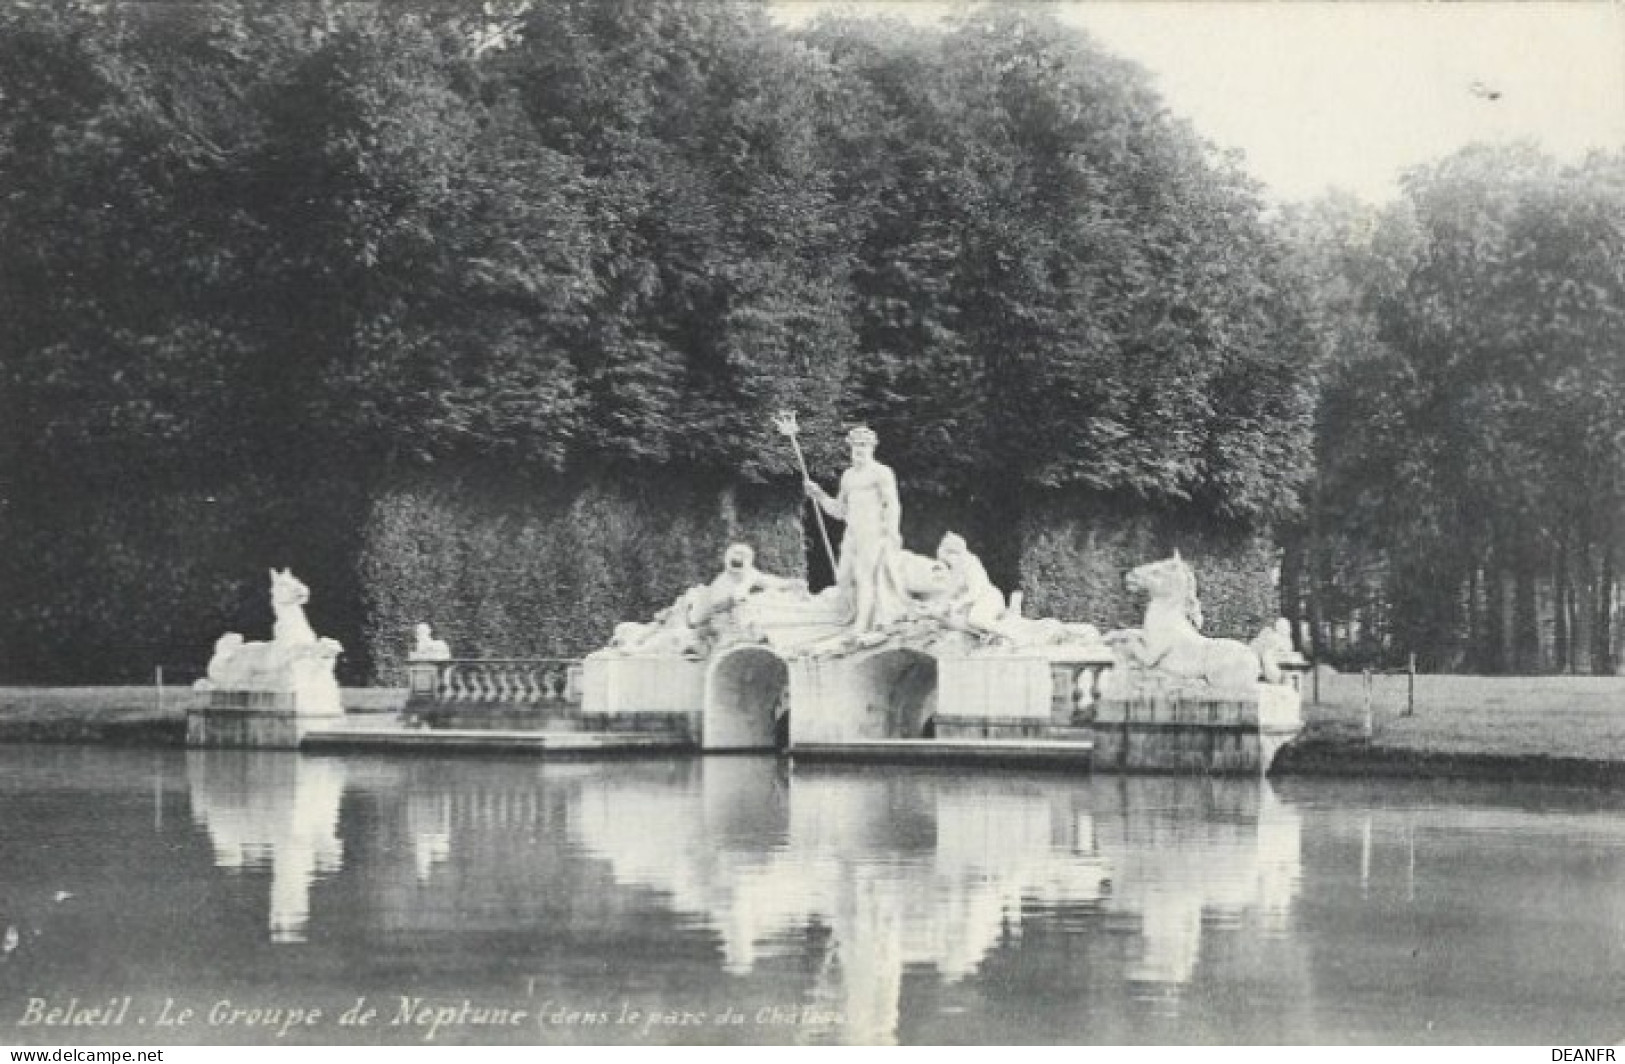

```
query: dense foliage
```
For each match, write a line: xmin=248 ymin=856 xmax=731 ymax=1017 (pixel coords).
xmin=1 ymin=0 xmax=1313 ymax=508
xmin=1282 ymin=147 xmax=1625 ymax=672
xmin=0 ymin=0 xmax=1321 ymax=678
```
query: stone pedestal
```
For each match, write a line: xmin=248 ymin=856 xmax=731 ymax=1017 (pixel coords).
xmin=186 ymin=691 xmax=343 ymax=750
xmin=1089 ymin=685 xmax=1302 ymax=774
xmin=406 ymin=661 xmax=441 ymax=704
xmin=580 ymin=654 xmax=705 ymax=734
xmin=931 ymin=655 xmax=1052 ymax=739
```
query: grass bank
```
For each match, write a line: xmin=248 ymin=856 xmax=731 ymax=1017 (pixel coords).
xmin=1274 ymin=670 xmax=1625 ymax=783
xmin=0 ymin=686 xmax=406 ymax=745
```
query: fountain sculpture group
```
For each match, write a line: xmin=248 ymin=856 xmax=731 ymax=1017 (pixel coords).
xmin=189 ymin=425 xmax=1306 ymax=772
xmin=582 ymin=425 xmax=1305 ymax=772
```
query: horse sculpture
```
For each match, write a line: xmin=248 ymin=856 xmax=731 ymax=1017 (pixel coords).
xmin=1107 ymin=554 xmax=1262 ymax=692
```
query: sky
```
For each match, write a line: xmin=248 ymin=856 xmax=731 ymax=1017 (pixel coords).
xmin=772 ymin=1 xmax=1625 ymax=204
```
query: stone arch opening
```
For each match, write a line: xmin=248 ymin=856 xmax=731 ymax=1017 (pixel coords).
xmin=850 ymin=647 xmax=938 ymax=739
xmin=704 ymin=645 xmax=790 ymax=751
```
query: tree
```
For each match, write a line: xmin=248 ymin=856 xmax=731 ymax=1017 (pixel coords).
xmin=506 ymin=0 xmax=856 ymax=478
xmin=1288 ymin=145 xmax=1625 ymax=672
xmin=802 ymin=8 xmax=1317 ymax=521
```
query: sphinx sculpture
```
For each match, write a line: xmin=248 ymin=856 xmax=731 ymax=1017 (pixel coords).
xmin=194 ymin=568 xmax=344 ymax=714
xmin=409 ymin=622 xmax=452 ymax=662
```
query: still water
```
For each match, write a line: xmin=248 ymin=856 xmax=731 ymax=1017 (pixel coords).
xmin=1 ymin=745 xmax=1622 ymax=1045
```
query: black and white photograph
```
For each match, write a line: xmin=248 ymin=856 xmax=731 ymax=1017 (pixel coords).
xmin=1 ymin=0 xmax=1623 ymax=1048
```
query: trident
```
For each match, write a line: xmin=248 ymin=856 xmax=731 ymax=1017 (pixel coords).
xmin=773 ymin=410 xmax=839 ymax=579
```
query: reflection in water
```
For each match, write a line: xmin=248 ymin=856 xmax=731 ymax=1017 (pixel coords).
xmin=1089 ymin=779 xmax=1302 ymax=985
xmin=565 ymin=762 xmax=1301 ymax=1043
xmin=408 ymin=791 xmax=453 ymax=882
xmin=5 ymin=742 xmax=1623 ymax=1049
xmin=6 ymin=749 xmax=1611 ymax=1044
xmin=181 ymin=755 xmax=1301 ymax=1041
xmin=186 ymin=752 xmax=347 ymax=943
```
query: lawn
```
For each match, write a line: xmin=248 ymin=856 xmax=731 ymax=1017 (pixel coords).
xmin=0 ymin=685 xmax=406 ymax=743
xmin=1305 ymin=670 xmax=1625 ymax=761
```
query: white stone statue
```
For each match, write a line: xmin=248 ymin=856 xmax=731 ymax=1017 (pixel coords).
xmin=688 ymin=543 xmax=809 ymax=630
xmin=1251 ymin=617 xmax=1296 ymax=685
xmin=804 ymin=425 xmax=913 ymax=635
xmin=606 ymin=588 xmax=712 ymax=659
xmin=409 ymin=623 xmax=452 ymax=662
xmin=194 ymin=569 xmax=344 ymax=713
xmin=922 ymin=532 xmax=1006 ymax=635
xmin=1104 ymin=553 xmax=1261 ymax=693
xmin=604 ymin=543 xmax=817 ymax=659
xmin=586 ymin=416 xmax=1102 ymax=662
xmin=918 ymin=532 xmax=1102 ymax=651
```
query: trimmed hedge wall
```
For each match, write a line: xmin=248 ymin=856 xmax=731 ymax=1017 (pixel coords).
xmin=1018 ymin=494 xmax=1280 ymax=638
xmin=359 ymin=472 xmax=806 ymax=684
xmin=0 ymin=471 xmax=1279 ymax=685
xmin=0 ymin=476 xmax=368 ymax=683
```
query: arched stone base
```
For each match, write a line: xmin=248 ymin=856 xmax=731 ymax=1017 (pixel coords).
xmin=704 ymin=646 xmax=790 ymax=751
xmin=788 ymin=648 xmax=939 ymax=746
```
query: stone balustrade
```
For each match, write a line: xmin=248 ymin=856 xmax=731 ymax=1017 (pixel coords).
xmin=406 ymin=658 xmax=583 ymax=723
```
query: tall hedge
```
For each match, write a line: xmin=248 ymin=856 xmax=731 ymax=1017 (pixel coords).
xmin=359 ymin=470 xmax=806 ymax=683
xmin=0 ymin=477 xmax=368 ymax=683
xmin=0 ymin=465 xmax=1279 ymax=684
xmin=357 ymin=470 xmax=1280 ymax=681
xmin=1019 ymin=494 xmax=1279 ymax=638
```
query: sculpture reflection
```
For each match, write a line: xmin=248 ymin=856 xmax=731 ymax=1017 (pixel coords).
xmin=186 ymin=751 xmax=347 ymax=943
xmin=184 ymin=753 xmax=1300 ymax=1042
xmin=568 ymin=764 xmax=1301 ymax=1043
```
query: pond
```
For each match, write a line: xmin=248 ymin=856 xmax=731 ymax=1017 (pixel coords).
xmin=1 ymin=746 xmax=1622 ymax=1045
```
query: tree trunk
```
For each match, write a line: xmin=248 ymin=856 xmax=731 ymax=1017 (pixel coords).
xmin=1465 ymin=566 xmax=1481 ymax=672
xmin=1596 ymin=541 xmax=1615 ymax=674
xmin=1308 ymin=504 xmax=1327 ymax=665
xmin=1281 ymin=535 xmax=1306 ymax=653
xmin=1513 ymin=559 xmax=1539 ymax=674
xmin=1371 ymin=580 xmax=1389 ymax=659
xmin=1572 ymin=541 xmax=1596 ymax=675
xmin=1483 ymin=562 xmax=1506 ymax=674
xmin=1611 ymin=555 xmax=1625 ymax=677
xmin=1555 ymin=545 xmax=1571 ymax=673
